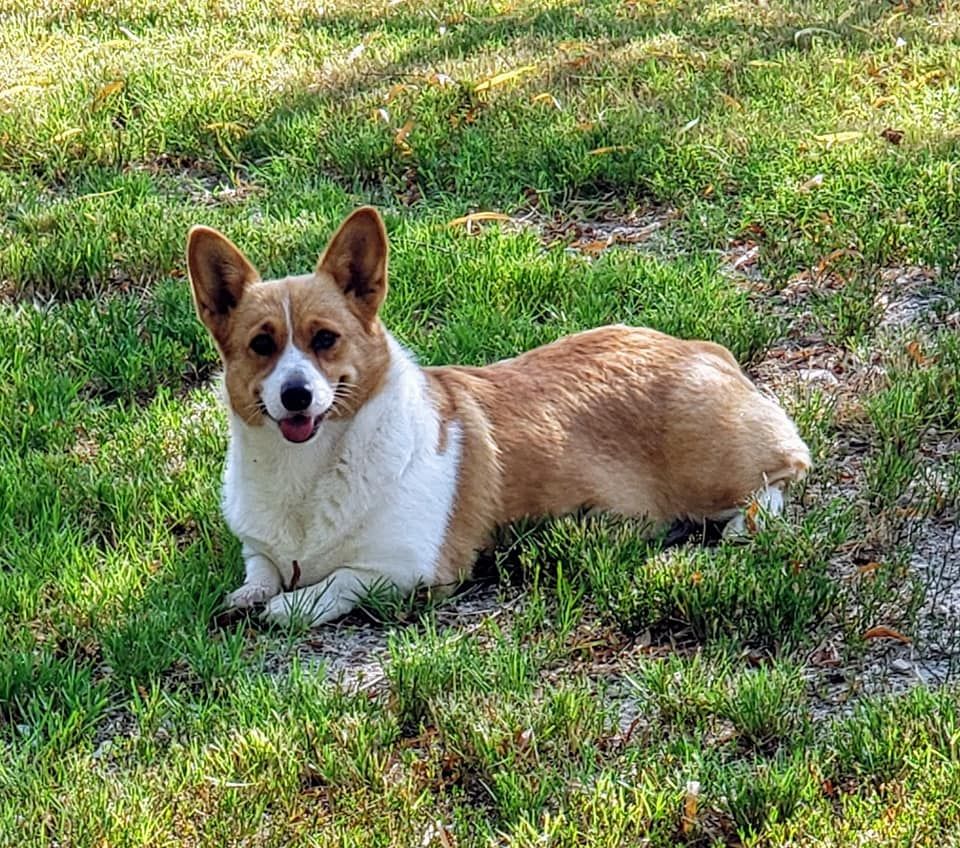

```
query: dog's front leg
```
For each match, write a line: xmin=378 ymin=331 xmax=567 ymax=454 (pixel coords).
xmin=225 ymin=545 xmax=283 ymax=609
xmin=261 ymin=566 xmax=385 ymax=627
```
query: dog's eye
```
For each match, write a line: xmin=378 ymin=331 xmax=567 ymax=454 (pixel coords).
xmin=311 ymin=330 xmax=338 ymax=352
xmin=250 ymin=333 xmax=276 ymax=356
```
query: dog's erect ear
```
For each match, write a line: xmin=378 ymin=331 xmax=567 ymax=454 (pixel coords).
xmin=317 ymin=207 xmax=388 ymax=324
xmin=186 ymin=226 xmax=260 ymax=344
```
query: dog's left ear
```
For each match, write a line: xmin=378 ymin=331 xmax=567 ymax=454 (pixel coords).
xmin=317 ymin=206 xmax=388 ymax=324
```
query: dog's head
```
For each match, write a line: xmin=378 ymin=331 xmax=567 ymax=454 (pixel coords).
xmin=187 ymin=207 xmax=391 ymax=444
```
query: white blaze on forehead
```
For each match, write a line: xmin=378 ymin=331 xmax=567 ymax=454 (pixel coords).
xmin=259 ymin=292 xmax=335 ymax=420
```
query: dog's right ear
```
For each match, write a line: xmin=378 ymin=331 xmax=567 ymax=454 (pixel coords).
xmin=186 ymin=226 xmax=260 ymax=344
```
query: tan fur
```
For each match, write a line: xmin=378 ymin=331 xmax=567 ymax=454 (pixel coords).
xmin=187 ymin=211 xmax=392 ymax=426
xmin=425 ymin=326 xmax=810 ymax=583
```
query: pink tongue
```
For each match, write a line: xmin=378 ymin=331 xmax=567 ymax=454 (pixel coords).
xmin=279 ymin=415 xmax=315 ymax=443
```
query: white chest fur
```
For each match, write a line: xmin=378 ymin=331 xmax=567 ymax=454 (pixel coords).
xmin=221 ymin=336 xmax=461 ymax=594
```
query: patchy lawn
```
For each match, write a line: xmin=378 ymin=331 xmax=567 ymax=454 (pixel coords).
xmin=1 ymin=1 xmax=958 ymax=844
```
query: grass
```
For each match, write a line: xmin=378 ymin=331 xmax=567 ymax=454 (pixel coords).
xmin=1 ymin=0 xmax=959 ymax=844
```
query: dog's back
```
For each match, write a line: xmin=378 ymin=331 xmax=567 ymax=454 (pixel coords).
xmin=427 ymin=325 xmax=810 ymax=577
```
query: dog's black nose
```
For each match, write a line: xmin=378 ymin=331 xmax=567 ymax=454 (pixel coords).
xmin=280 ymin=382 xmax=312 ymax=412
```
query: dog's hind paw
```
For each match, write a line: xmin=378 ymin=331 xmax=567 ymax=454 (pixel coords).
xmin=722 ymin=484 xmax=786 ymax=541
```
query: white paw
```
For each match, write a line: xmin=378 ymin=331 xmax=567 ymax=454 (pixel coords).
xmin=261 ymin=593 xmax=296 ymax=625
xmin=261 ymin=591 xmax=331 ymax=627
xmin=225 ymin=582 xmax=279 ymax=609
xmin=722 ymin=485 xmax=786 ymax=540
xmin=260 ymin=583 xmax=350 ymax=628
xmin=722 ymin=511 xmax=749 ymax=540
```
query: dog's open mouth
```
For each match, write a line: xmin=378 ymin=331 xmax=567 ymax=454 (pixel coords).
xmin=278 ymin=414 xmax=323 ymax=443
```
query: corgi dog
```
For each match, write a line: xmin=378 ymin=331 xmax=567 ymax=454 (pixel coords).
xmin=187 ymin=207 xmax=810 ymax=627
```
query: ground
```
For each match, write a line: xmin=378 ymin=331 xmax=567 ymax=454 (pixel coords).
xmin=1 ymin=1 xmax=959 ymax=845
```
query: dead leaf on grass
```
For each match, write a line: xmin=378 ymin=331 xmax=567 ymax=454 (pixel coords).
xmin=881 ymin=127 xmax=904 ymax=145
xmin=682 ymin=781 xmax=701 ymax=834
xmin=474 ymin=64 xmax=537 ymax=92
xmin=447 ymin=212 xmax=512 ymax=232
xmin=53 ymin=127 xmax=83 ymax=142
xmin=799 ymin=173 xmax=825 ymax=192
xmin=588 ymin=145 xmax=633 ymax=155
xmin=720 ymin=92 xmax=743 ymax=110
xmin=394 ymin=119 xmax=414 ymax=154
xmin=385 ymin=83 xmax=414 ymax=102
xmin=92 ymin=80 xmax=124 ymax=109
xmin=532 ymin=92 xmax=561 ymax=109
xmin=575 ymin=239 xmax=611 ymax=255
xmin=905 ymin=340 xmax=930 ymax=366
xmin=813 ymin=130 xmax=863 ymax=146
xmin=862 ymin=625 xmax=912 ymax=644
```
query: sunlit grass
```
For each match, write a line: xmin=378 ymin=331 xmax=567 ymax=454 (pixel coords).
xmin=1 ymin=0 xmax=959 ymax=844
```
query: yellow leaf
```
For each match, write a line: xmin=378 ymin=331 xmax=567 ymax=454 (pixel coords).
xmin=92 ymin=80 xmax=124 ymax=109
xmin=720 ymin=93 xmax=743 ymax=111
xmin=385 ymin=83 xmax=413 ymax=102
xmin=474 ymin=64 xmax=537 ymax=92
xmin=588 ymin=145 xmax=633 ymax=155
xmin=53 ymin=127 xmax=82 ymax=143
xmin=447 ymin=212 xmax=512 ymax=227
xmin=394 ymin=119 xmax=414 ymax=153
xmin=203 ymin=121 xmax=248 ymax=137
xmin=532 ymin=92 xmax=561 ymax=109
xmin=813 ymin=131 xmax=863 ymax=145
xmin=747 ymin=59 xmax=781 ymax=68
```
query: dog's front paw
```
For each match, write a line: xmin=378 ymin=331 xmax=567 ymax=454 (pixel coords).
xmin=261 ymin=585 xmax=346 ymax=627
xmin=261 ymin=593 xmax=296 ymax=625
xmin=226 ymin=582 xmax=280 ymax=609
xmin=260 ymin=592 xmax=329 ymax=627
